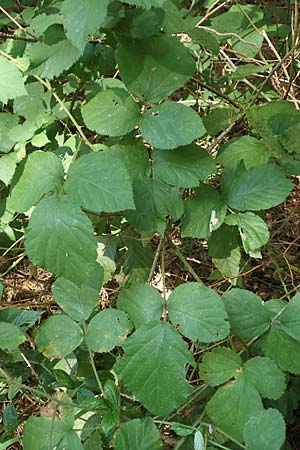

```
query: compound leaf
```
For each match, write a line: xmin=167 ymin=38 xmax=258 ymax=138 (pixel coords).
xmin=115 ymin=418 xmax=163 ymax=450
xmin=35 ymin=315 xmax=83 ymax=358
xmin=65 ymin=152 xmax=135 ymax=212
xmin=168 ymin=283 xmax=230 ymax=342
xmin=117 ymin=284 xmax=164 ymax=328
xmin=114 ymin=321 xmax=194 ymax=415
xmin=7 ymin=151 xmax=64 ymax=213
xmin=140 ymin=102 xmax=206 ymax=149
xmin=116 ymin=35 xmax=194 ymax=102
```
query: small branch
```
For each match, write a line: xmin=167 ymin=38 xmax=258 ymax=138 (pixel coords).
xmin=147 ymin=235 xmax=163 ymax=283
xmin=193 ymin=76 xmax=241 ymax=109
xmin=0 ymin=30 xmax=36 ymax=42
xmin=167 ymin=238 xmax=204 ymax=285
xmin=0 ymin=5 xmax=37 ymax=40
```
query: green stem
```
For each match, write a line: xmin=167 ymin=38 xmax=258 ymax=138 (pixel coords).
xmin=168 ymin=238 xmax=204 ymax=285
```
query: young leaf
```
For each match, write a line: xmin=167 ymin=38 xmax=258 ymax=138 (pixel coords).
xmin=114 ymin=321 xmax=194 ymax=415
xmin=243 ymin=357 xmax=286 ymax=400
xmin=7 ymin=151 xmax=64 ymax=213
xmin=260 ymin=327 xmax=300 ymax=374
xmin=223 ymin=288 xmax=271 ymax=338
xmin=61 ymin=0 xmax=109 ymax=51
xmin=3 ymin=404 xmax=18 ymax=436
xmin=243 ymin=409 xmax=286 ymax=450
xmin=115 ymin=418 xmax=163 ymax=450
xmin=222 ymin=164 xmax=292 ymax=211
xmin=182 ymin=185 xmax=227 ymax=238
xmin=117 ymin=284 xmax=164 ymax=328
xmin=213 ymin=247 xmax=241 ymax=283
xmin=0 ymin=153 xmax=19 ymax=186
xmin=25 ymin=40 xmax=81 ymax=80
xmin=0 ymin=56 xmax=27 ymax=104
xmin=0 ymin=322 xmax=25 ymax=351
xmin=23 ymin=416 xmax=83 ymax=450
xmin=152 ymin=145 xmax=216 ymax=188
xmin=140 ymin=102 xmax=206 ymax=150
xmin=168 ymin=283 xmax=230 ymax=343
xmin=25 ymin=196 xmax=97 ymax=285
xmin=171 ymin=423 xmax=194 ymax=437
xmin=85 ymin=309 xmax=133 ymax=353
xmin=194 ymin=430 xmax=205 ymax=450
xmin=81 ymin=89 xmax=140 ymax=137
xmin=199 ymin=347 xmax=242 ymax=386
xmin=35 ymin=314 xmax=83 ymax=358
xmin=116 ymin=35 xmax=195 ymax=102
xmin=52 ymin=265 xmax=103 ymax=322
xmin=225 ymin=212 xmax=270 ymax=255
xmin=207 ymin=377 xmax=263 ymax=442
xmin=65 ymin=152 xmax=135 ymax=212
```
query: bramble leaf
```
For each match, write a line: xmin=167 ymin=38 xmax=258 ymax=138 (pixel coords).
xmin=0 ymin=56 xmax=27 ymax=104
xmin=0 ymin=322 xmax=25 ymax=351
xmin=117 ymin=284 xmax=164 ymax=328
xmin=116 ymin=35 xmax=194 ymax=102
xmin=140 ymin=102 xmax=206 ymax=149
xmin=243 ymin=409 xmax=285 ymax=450
xmin=114 ymin=321 xmax=194 ymax=415
xmin=168 ymin=283 xmax=230 ymax=343
xmin=199 ymin=347 xmax=242 ymax=386
xmin=115 ymin=418 xmax=163 ymax=450
xmin=65 ymin=152 xmax=135 ymax=212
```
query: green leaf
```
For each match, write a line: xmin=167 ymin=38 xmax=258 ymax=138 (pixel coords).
xmin=243 ymin=357 xmax=286 ymax=400
xmin=81 ymin=89 xmax=140 ymax=137
xmin=0 ymin=56 xmax=27 ymax=104
xmin=213 ymin=247 xmax=241 ymax=283
xmin=222 ymin=164 xmax=292 ymax=211
xmin=25 ymin=196 xmax=97 ymax=285
xmin=23 ymin=416 xmax=83 ymax=450
xmin=7 ymin=151 xmax=64 ymax=213
xmin=152 ymin=145 xmax=216 ymax=188
xmin=217 ymin=136 xmax=271 ymax=170
xmin=260 ymin=327 xmax=300 ymax=374
xmin=115 ymin=418 xmax=163 ymax=450
xmin=0 ymin=282 xmax=3 ymax=299
xmin=0 ymin=322 xmax=25 ymax=351
xmin=12 ymin=310 xmax=44 ymax=332
xmin=230 ymin=63 xmax=270 ymax=80
xmin=207 ymin=377 xmax=263 ymax=442
xmin=278 ymin=293 xmax=300 ymax=342
xmin=140 ymin=102 xmax=206 ymax=149
xmin=223 ymin=289 xmax=271 ymax=339
xmin=61 ymin=0 xmax=109 ymax=51
xmin=225 ymin=212 xmax=270 ymax=255
xmin=182 ymin=185 xmax=227 ymax=238
xmin=25 ymin=40 xmax=81 ymax=80
xmin=168 ymin=283 xmax=230 ymax=342
xmin=65 ymin=152 xmax=135 ymax=212
xmin=208 ymin=224 xmax=240 ymax=259
xmin=126 ymin=177 xmax=183 ymax=234
xmin=52 ymin=265 xmax=103 ymax=322
xmin=199 ymin=347 xmax=242 ymax=386
xmin=3 ymin=404 xmax=18 ymax=435
xmin=116 ymin=35 xmax=195 ymax=102
xmin=203 ymin=108 xmax=238 ymax=136
xmin=120 ymin=0 xmax=166 ymax=8
xmin=243 ymin=409 xmax=286 ymax=450
xmin=188 ymin=28 xmax=219 ymax=55
xmin=117 ymin=284 xmax=164 ymax=328
xmin=114 ymin=321 xmax=193 ymax=415
xmin=171 ymin=423 xmax=194 ymax=437
xmin=0 ymin=153 xmax=19 ymax=186
xmin=35 ymin=314 xmax=83 ymax=358
xmin=85 ymin=309 xmax=132 ymax=353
